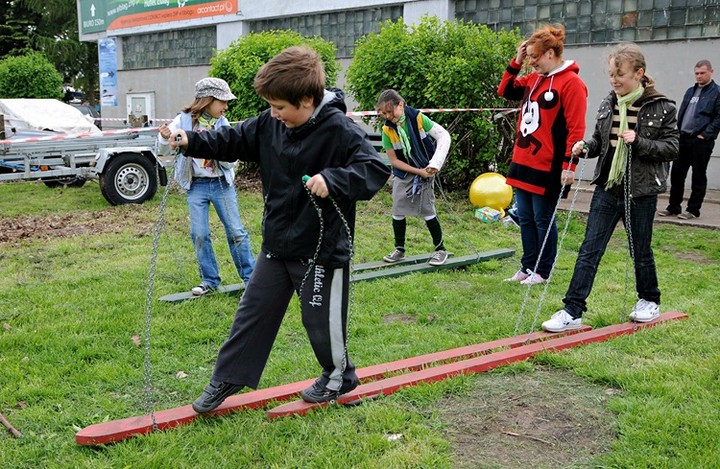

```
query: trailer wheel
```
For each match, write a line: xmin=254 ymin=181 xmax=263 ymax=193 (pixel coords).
xmin=99 ymin=152 xmax=157 ymax=205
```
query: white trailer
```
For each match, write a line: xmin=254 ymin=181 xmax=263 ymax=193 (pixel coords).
xmin=0 ymin=129 xmax=168 ymax=205
xmin=0 ymin=99 xmax=168 ymax=205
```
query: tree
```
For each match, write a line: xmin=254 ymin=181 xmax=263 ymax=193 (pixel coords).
xmin=209 ymin=30 xmax=339 ymax=122
xmin=2 ymin=0 xmax=98 ymax=106
xmin=0 ymin=0 xmax=41 ymax=57
xmin=347 ymin=17 xmax=521 ymax=190
xmin=0 ymin=52 xmax=64 ymax=99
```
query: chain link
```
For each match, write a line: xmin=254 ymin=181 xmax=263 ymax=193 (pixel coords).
xmin=514 ymin=156 xmax=588 ymax=337
xmin=300 ymin=181 xmax=355 ymax=391
xmin=142 ymin=173 xmax=174 ymax=432
xmin=622 ymin=147 xmax=639 ymax=331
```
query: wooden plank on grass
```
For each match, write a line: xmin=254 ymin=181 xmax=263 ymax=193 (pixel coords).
xmin=351 ymin=249 xmax=514 ymax=282
xmin=267 ymin=312 xmax=688 ymax=418
xmin=75 ymin=325 xmax=586 ymax=445
xmin=158 ymin=283 xmax=245 ymax=303
xmin=160 ymin=248 xmax=513 ymax=302
xmin=351 ymin=252 xmax=441 ymax=272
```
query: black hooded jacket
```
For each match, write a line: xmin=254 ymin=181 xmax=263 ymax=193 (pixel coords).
xmin=184 ymin=88 xmax=390 ymax=266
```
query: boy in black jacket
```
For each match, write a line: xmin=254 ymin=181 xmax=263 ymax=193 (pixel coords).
xmin=171 ymin=46 xmax=390 ymax=412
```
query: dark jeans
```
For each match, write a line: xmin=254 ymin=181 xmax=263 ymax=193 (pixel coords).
xmin=667 ymin=135 xmax=715 ymax=216
xmin=515 ymin=188 xmax=558 ymax=278
xmin=563 ymin=186 xmax=660 ymax=318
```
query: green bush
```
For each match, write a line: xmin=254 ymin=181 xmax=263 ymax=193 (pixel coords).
xmin=0 ymin=52 xmax=64 ymax=99
xmin=347 ymin=17 xmax=521 ymax=191
xmin=209 ymin=30 xmax=339 ymax=122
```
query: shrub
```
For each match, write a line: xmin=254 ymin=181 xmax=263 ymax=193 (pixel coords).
xmin=347 ymin=17 xmax=521 ymax=191
xmin=0 ymin=52 xmax=64 ymax=99
xmin=209 ymin=30 xmax=339 ymax=122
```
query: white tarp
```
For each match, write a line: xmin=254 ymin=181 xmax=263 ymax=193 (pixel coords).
xmin=0 ymin=99 xmax=102 ymax=135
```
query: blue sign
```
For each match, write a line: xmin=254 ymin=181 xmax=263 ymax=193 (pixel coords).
xmin=98 ymin=38 xmax=118 ymax=107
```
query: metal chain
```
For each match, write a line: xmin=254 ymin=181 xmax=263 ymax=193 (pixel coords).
xmin=514 ymin=156 xmax=588 ymax=337
xmin=142 ymin=168 xmax=174 ymax=432
xmin=300 ymin=181 xmax=355 ymax=393
xmin=622 ymin=147 xmax=639 ymax=331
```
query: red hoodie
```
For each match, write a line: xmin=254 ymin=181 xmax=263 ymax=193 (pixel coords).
xmin=498 ymin=58 xmax=587 ymax=197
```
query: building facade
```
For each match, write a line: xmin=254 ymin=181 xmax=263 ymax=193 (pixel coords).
xmin=77 ymin=0 xmax=720 ymax=186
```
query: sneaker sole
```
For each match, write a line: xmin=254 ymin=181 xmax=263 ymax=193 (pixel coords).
xmin=629 ymin=314 xmax=660 ymax=323
xmin=542 ymin=323 xmax=582 ymax=333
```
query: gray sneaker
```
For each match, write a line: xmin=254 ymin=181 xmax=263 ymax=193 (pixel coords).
xmin=428 ymin=250 xmax=449 ymax=266
xmin=677 ymin=211 xmax=698 ymax=220
xmin=383 ymin=248 xmax=406 ymax=263
xmin=657 ymin=210 xmax=677 ymax=217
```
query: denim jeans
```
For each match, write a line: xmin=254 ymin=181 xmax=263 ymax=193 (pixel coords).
xmin=515 ymin=188 xmax=558 ymax=278
xmin=187 ymin=177 xmax=255 ymax=287
xmin=563 ymin=186 xmax=660 ymax=318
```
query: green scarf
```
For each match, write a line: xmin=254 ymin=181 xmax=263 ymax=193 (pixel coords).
xmin=396 ymin=113 xmax=413 ymax=159
xmin=196 ymin=113 xmax=219 ymax=169
xmin=197 ymin=112 xmax=218 ymax=130
xmin=606 ymin=85 xmax=644 ymax=188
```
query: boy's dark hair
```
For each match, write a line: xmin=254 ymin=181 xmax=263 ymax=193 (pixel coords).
xmin=254 ymin=46 xmax=326 ymax=107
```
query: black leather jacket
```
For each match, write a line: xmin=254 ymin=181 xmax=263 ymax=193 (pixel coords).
xmin=584 ymin=85 xmax=679 ymax=198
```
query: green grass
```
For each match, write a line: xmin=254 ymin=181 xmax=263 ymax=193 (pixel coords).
xmin=1 ymin=180 xmax=719 ymax=468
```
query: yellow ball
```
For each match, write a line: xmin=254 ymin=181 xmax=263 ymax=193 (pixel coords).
xmin=469 ymin=172 xmax=513 ymax=211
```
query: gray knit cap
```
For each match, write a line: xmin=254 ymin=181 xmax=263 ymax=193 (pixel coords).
xmin=194 ymin=77 xmax=236 ymax=101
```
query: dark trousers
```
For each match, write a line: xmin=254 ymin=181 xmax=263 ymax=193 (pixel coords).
xmin=212 ymin=253 xmax=356 ymax=391
xmin=667 ymin=135 xmax=715 ymax=216
xmin=563 ymin=186 xmax=660 ymax=318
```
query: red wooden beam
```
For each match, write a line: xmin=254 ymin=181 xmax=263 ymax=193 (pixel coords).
xmin=267 ymin=312 xmax=687 ymax=418
xmin=75 ymin=327 xmax=589 ymax=445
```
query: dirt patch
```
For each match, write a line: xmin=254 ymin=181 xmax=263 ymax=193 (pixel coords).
xmin=382 ymin=313 xmax=417 ymax=324
xmin=0 ymin=209 xmax=152 ymax=244
xmin=436 ymin=367 xmax=618 ymax=468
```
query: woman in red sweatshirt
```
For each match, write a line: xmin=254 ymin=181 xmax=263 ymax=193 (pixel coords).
xmin=498 ymin=24 xmax=588 ymax=285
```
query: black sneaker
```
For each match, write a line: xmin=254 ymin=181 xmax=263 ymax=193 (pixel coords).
xmin=191 ymin=379 xmax=243 ymax=413
xmin=300 ymin=377 xmax=359 ymax=404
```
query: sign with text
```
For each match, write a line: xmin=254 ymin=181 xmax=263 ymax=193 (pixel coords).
xmin=79 ymin=0 xmax=236 ymax=35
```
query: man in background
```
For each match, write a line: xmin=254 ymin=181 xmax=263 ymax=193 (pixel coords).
xmin=659 ymin=60 xmax=720 ymax=220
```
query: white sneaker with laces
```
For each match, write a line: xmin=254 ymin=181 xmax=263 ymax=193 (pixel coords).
xmin=504 ymin=269 xmax=530 ymax=282
xmin=520 ymin=271 xmax=546 ymax=285
xmin=191 ymin=284 xmax=213 ymax=296
xmin=629 ymin=299 xmax=660 ymax=323
xmin=542 ymin=309 xmax=582 ymax=332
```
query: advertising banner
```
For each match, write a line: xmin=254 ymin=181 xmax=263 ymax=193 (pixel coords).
xmin=79 ymin=0 xmax=236 ymax=35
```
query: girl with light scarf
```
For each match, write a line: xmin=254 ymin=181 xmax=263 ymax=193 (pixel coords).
xmin=541 ymin=43 xmax=679 ymax=334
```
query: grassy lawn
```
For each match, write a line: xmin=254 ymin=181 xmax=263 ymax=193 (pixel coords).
xmin=1 ymin=179 xmax=719 ymax=468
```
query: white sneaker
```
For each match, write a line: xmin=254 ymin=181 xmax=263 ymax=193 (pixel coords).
xmin=191 ymin=284 xmax=214 ymax=296
xmin=520 ymin=272 xmax=546 ymax=285
xmin=629 ymin=299 xmax=660 ymax=323
xmin=542 ymin=309 xmax=582 ymax=332
xmin=504 ymin=269 xmax=530 ymax=282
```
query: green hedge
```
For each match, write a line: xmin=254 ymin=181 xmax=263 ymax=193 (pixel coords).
xmin=209 ymin=30 xmax=339 ymax=122
xmin=347 ymin=17 xmax=521 ymax=191
xmin=0 ymin=52 xmax=63 ymax=99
